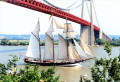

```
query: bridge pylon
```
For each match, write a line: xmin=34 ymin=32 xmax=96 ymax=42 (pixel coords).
xmin=80 ymin=0 xmax=94 ymax=46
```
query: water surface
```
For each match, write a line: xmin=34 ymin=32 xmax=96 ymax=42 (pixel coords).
xmin=0 ymin=46 xmax=119 ymax=82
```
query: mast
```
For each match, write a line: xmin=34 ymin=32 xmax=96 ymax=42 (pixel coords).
xmin=66 ymin=18 xmax=69 ymax=61
xmin=52 ymin=17 xmax=55 ymax=62
xmin=38 ymin=18 xmax=41 ymax=62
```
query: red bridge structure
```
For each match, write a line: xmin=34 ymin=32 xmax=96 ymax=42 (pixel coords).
xmin=3 ymin=0 xmax=111 ymax=45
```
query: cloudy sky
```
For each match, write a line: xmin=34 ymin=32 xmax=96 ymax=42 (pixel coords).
xmin=0 ymin=0 xmax=120 ymax=35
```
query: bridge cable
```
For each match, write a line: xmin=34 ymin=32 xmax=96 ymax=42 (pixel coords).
xmin=92 ymin=0 xmax=100 ymax=28
xmin=66 ymin=0 xmax=79 ymax=8
xmin=43 ymin=0 xmax=85 ymax=11
xmin=85 ymin=1 xmax=91 ymax=18
xmin=43 ymin=0 xmax=70 ymax=11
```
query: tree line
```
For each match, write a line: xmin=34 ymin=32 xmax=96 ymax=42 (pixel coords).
xmin=95 ymin=37 xmax=120 ymax=46
xmin=0 ymin=38 xmax=59 ymax=46
xmin=1 ymin=37 xmax=120 ymax=46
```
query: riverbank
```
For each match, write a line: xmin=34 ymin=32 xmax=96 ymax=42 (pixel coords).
xmin=0 ymin=40 xmax=59 ymax=46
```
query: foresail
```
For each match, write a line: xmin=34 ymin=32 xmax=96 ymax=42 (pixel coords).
xmin=73 ymin=39 xmax=88 ymax=59
xmin=69 ymin=42 xmax=80 ymax=60
xmin=44 ymin=33 xmax=54 ymax=60
xmin=26 ymin=20 xmax=40 ymax=58
xmin=78 ymin=35 xmax=94 ymax=57
xmin=54 ymin=19 xmax=64 ymax=29
xmin=57 ymin=34 xmax=67 ymax=60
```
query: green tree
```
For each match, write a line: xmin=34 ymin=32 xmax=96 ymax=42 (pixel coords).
xmin=91 ymin=41 xmax=120 ymax=81
xmin=80 ymin=41 xmax=120 ymax=82
xmin=0 ymin=55 xmax=19 ymax=81
xmin=0 ymin=63 xmax=7 ymax=80
xmin=19 ymin=64 xmax=41 ymax=82
xmin=7 ymin=55 xmax=19 ymax=70
xmin=95 ymin=38 xmax=105 ymax=45
xmin=1 ymin=38 xmax=9 ymax=45
xmin=0 ymin=55 xmax=60 ymax=82
xmin=41 ymin=67 xmax=60 ymax=82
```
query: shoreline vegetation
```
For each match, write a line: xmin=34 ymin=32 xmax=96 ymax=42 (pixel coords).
xmin=0 ymin=39 xmax=59 ymax=46
xmin=0 ymin=38 xmax=80 ymax=46
xmin=1 ymin=38 xmax=120 ymax=46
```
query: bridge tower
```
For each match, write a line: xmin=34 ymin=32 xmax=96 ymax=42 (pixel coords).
xmin=80 ymin=0 xmax=94 ymax=46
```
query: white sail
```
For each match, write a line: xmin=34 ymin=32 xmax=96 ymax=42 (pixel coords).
xmin=73 ymin=39 xmax=88 ymax=59
xmin=78 ymin=35 xmax=94 ymax=56
xmin=26 ymin=20 xmax=40 ymax=58
xmin=57 ymin=34 xmax=67 ymax=60
xmin=44 ymin=18 xmax=54 ymax=60
xmin=44 ymin=33 xmax=54 ymax=60
xmin=69 ymin=42 xmax=80 ymax=60
xmin=63 ymin=23 xmax=75 ymax=38
xmin=54 ymin=19 xmax=64 ymax=29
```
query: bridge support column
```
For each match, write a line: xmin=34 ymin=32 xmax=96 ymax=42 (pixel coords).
xmin=101 ymin=32 xmax=111 ymax=41
xmin=99 ymin=30 xmax=102 ymax=39
xmin=94 ymin=30 xmax=99 ymax=40
xmin=80 ymin=25 xmax=92 ymax=45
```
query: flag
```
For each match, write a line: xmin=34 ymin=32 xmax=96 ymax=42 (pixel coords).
xmin=48 ymin=13 xmax=53 ymax=22
xmin=19 ymin=53 xmax=22 ymax=59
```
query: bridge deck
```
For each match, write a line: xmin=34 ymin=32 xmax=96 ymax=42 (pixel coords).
xmin=4 ymin=0 xmax=100 ymax=31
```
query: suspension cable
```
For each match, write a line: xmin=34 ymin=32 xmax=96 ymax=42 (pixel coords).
xmin=43 ymin=0 xmax=85 ymax=11
xmin=43 ymin=0 xmax=70 ymax=11
xmin=92 ymin=0 xmax=100 ymax=28
xmin=85 ymin=1 xmax=91 ymax=18
xmin=67 ymin=0 xmax=79 ymax=8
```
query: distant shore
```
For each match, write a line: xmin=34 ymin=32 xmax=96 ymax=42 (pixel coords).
xmin=0 ymin=40 xmax=59 ymax=46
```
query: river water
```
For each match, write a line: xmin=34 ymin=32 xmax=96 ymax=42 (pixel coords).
xmin=0 ymin=46 xmax=119 ymax=82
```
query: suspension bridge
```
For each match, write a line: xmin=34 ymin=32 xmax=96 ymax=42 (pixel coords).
xmin=2 ymin=0 xmax=111 ymax=45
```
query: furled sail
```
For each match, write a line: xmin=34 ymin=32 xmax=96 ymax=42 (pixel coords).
xmin=57 ymin=34 xmax=67 ymax=60
xmin=78 ymin=35 xmax=94 ymax=57
xmin=26 ymin=20 xmax=40 ymax=58
xmin=44 ymin=18 xmax=54 ymax=60
xmin=73 ymin=39 xmax=88 ymax=59
xmin=63 ymin=23 xmax=75 ymax=38
xmin=54 ymin=19 xmax=64 ymax=29
xmin=69 ymin=42 xmax=81 ymax=60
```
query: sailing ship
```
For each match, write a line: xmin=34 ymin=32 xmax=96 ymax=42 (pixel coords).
xmin=24 ymin=18 xmax=95 ymax=67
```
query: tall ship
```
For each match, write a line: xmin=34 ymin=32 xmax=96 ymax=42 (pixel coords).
xmin=24 ymin=18 xmax=95 ymax=67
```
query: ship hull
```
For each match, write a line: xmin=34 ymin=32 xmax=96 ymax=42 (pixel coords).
xmin=24 ymin=60 xmax=82 ymax=67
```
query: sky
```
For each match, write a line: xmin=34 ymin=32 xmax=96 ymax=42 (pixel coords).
xmin=0 ymin=0 xmax=120 ymax=35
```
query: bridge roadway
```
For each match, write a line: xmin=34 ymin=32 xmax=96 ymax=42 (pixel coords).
xmin=4 ymin=0 xmax=100 ymax=31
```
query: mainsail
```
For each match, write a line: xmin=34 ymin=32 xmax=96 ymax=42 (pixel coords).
xmin=26 ymin=20 xmax=40 ymax=58
xmin=73 ymin=39 xmax=88 ymax=59
xmin=44 ymin=33 xmax=54 ymax=60
xmin=44 ymin=18 xmax=54 ymax=60
xmin=57 ymin=34 xmax=67 ymax=60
